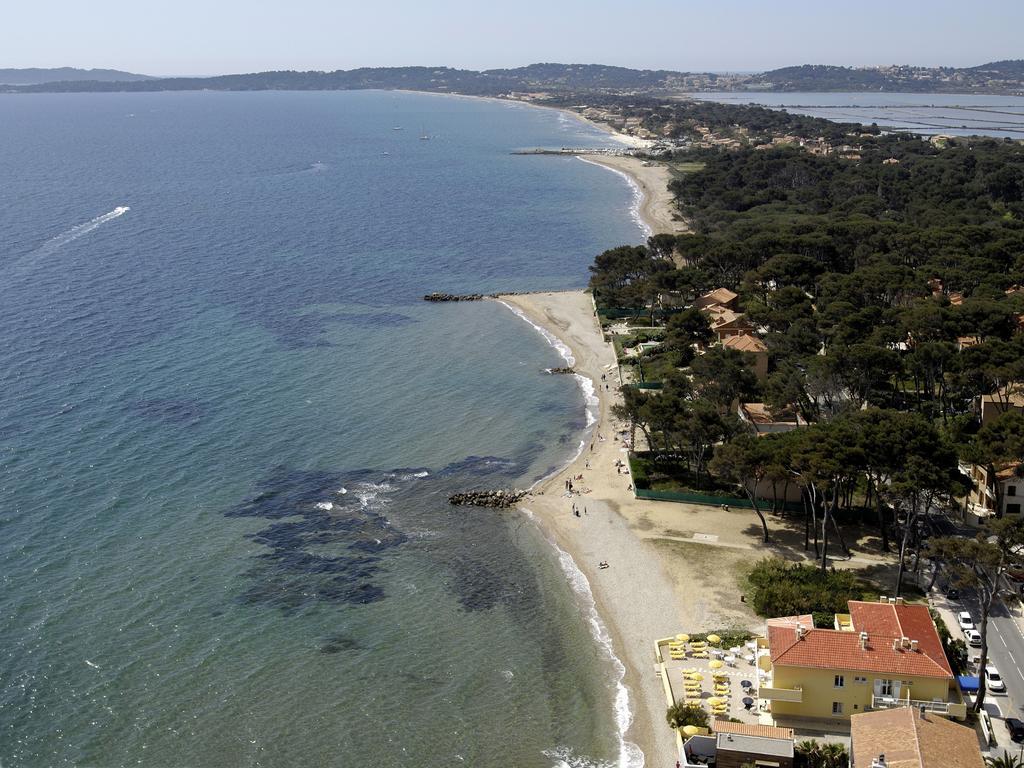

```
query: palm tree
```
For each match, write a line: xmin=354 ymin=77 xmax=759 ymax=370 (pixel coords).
xmin=795 ymin=739 xmax=822 ymax=768
xmin=986 ymin=751 xmax=1024 ymax=768
xmin=820 ymin=741 xmax=849 ymax=768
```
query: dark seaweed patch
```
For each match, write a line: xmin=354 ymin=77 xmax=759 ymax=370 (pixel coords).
xmin=437 ymin=455 xmax=521 ymax=477
xmin=225 ymin=466 xmax=406 ymax=613
xmin=318 ymin=633 xmax=363 ymax=654
xmin=128 ymin=398 xmax=211 ymax=426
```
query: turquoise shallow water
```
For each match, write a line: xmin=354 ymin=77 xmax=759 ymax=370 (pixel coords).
xmin=0 ymin=91 xmax=643 ymax=767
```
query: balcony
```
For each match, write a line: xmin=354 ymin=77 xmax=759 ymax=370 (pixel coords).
xmin=759 ymin=685 xmax=803 ymax=703
xmin=871 ymin=695 xmax=967 ymax=719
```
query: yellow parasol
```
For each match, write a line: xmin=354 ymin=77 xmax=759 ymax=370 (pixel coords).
xmin=682 ymin=725 xmax=700 ymax=736
xmin=707 ymin=634 xmax=722 ymax=644
xmin=675 ymin=633 xmax=690 ymax=642
xmin=708 ymin=696 xmax=727 ymax=706
xmin=687 ymin=672 xmax=704 ymax=681
xmin=708 ymin=659 xmax=724 ymax=670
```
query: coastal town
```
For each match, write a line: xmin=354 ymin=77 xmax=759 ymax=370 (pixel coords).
xmin=493 ymin=92 xmax=1024 ymax=768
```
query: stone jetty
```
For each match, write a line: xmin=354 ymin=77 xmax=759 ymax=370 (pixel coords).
xmin=448 ymin=490 xmax=527 ymax=508
xmin=547 ymin=367 xmax=576 ymax=375
xmin=424 ymin=292 xmax=484 ymax=302
xmin=423 ymin=291 xmax=531 ymax=303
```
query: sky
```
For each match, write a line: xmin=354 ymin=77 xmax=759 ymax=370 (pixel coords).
xmin=3 ymin=0 xmax=1022 ymax=76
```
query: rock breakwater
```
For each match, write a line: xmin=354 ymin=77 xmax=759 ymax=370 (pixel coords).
xmin=448 ymin=490 xmax=527 ymax=508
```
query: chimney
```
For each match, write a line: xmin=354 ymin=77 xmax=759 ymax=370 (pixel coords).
xmin=795 ymin=623 xmax=807 ymax=640
xmin=892 ymin=639 xmax=901 ymax=651
xmin=859 ymin=631 xmax=869 ymax=649
xmin=901 ymin=636 xmax=911 ymax=649
xmin=872 ymin=756 xmax=887 ymax=768
xmin=879 ymin=595 xmax=887 ymax=603
xmin=895 ymin=596 xmax=905 ymax=605
xmin=911 ymin=639 xmax=919 ymax=652
xmin=919 ymin=704 xmax=928 ymax=719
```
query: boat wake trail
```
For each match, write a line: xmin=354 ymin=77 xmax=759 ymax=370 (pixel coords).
xmin=36 ymin=206 xmax=131 ymax=254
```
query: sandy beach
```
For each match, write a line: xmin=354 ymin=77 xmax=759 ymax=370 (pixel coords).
xmin=496 ymin=290 xmax=756 ymax=767
xmin=580 ymin=155 xmax=690 ymax=236
xmin=496 ymin=290 xmax=896 ymax=767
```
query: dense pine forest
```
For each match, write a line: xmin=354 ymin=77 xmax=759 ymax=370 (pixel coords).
xmin=591 ymin=115 xmax=1024 ymax=588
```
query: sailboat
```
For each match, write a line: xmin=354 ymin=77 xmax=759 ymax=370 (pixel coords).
xmin=418 ymin=126 xmax=431 ymax=141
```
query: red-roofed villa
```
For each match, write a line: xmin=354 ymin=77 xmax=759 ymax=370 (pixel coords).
xmin=758 ymin=598 xmax=966 ymax=726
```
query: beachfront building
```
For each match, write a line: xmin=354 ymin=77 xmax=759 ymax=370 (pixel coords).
xmin=758 ymin=599 xmax=966 ymax=727
xmin=681 ymin=720 xmax=795 ymax=768
xmin=849 ymin=705 xmax=984 ymax=767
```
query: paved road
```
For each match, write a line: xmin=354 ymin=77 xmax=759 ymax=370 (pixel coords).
xmin=952 ymin=591 xmax=1024 ymax=749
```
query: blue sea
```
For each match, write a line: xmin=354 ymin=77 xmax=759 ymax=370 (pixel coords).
xmin=0 ymin=91 xmax=644 ymax=767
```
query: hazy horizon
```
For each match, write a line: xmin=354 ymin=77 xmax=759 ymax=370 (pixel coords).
xmin=2 ymin=0 xmax=1021 ymax=78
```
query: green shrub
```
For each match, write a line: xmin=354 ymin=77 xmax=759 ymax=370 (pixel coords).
xmin=687 ymin=630 xmax=755 ymax=648
xmin=666 ymin=701 xmax=709 ymax=730
xmin=746 ymin=558 xmax=871 ymax=618
xmin=812 ymin=611 xmax=835 ymax=629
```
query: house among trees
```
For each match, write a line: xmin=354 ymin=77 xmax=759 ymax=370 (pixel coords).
xmin=849 ymin=705 xmax=983 ymax=767
xmin=979 ymin=390 xmax=1024 ymax=426
xmin=759 ymin=600 xmax=966 ymax=725
xmin=705 ymin=306 xmax=754 ymax=341
xmin=960 ymin=461 xmax=1024 ymax=521
xmin=694 ymin=287 xmax=739 ymax=311
xmin=723 ymin=333 xmax=769 ymax=379
xmin=737 ymin=402 xmax=806 ymax=435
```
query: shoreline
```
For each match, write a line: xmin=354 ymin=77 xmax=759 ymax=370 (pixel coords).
xmin=396 ymin=89 xmax=688 ymax=239
xmin=494 ymin=291 xmax=683 ymax=768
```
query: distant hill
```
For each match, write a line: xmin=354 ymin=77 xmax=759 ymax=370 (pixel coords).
xmin=751 ymin=60 xmax=1024 ymax=93
xmin=7 ymin=60 xmax=1024 ymax=96
xmin=0 ymin=67 xmax=157 ymax=85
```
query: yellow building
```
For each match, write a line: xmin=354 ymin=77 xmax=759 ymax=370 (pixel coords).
xmin=759 ymin=600 xmax=966 ymax=725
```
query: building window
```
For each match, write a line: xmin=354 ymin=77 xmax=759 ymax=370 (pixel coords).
xmin=1010 ymin=486 xmax=1018 ymax=497
xmin=854 ymin=676 xmax=868 ymax=684
xmin=877 ymin=679 xmax=894 ymax=697
xmin=832 ymin=702 xmax=843 ymax=715
xmin=1008 ymin=504 xmax=1022 ymax=515
xmin=834 ymin=675 xmax=845 ymax=688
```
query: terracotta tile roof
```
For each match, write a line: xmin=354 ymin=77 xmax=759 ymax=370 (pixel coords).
xmin=769 ymin=601 xmax=952 ymax=679
xmin=723 ymin=333 xmax=768 ymax=353
xmin=700 ymin=287 xmax=738 ymax=305
xmin=712 ymin=719 xmax=793 ymax=740
xmin=851 ymin=706 xmax=984 ymax=768
xmin=766 ymin=614 xmax=814 ymax=629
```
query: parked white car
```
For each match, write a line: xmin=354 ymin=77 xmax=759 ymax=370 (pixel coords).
xmin=986 ymin=666 xmax=1006 ymax=693
xmin=965 ymin=629 xmax=983 ymax=647
xmin=958 ymin=611 xmax=975 ymax=632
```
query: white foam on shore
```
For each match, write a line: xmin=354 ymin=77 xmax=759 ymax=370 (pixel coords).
xmin=523 ymin=509 xmax=644 ymax=768
xmin=495 ymin=300 xmax=599 ymax=438
xmin=577 ymin=158 xmax=652 ymax=239
xmin=497 ymin=300 xmax=576 ymax=367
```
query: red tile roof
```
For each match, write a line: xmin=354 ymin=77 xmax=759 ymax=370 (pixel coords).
xmin=723 ymin=333 xmax=768 ymax=353
xmin=712 ymin=719 xmax=794 ymax=740
xmin=769 ymin=601 xmax=952 ymax=679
